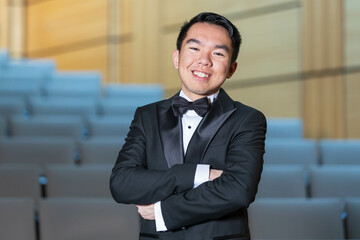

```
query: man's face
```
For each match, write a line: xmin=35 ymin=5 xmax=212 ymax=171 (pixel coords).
xmin=173 ymin=22 xmax=237 ymax=101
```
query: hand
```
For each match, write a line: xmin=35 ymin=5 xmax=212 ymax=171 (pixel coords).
xmin=209 ymin=169 xmax=223 ymax=181
xmin=136 ymin=204 xmax=155 ymax=220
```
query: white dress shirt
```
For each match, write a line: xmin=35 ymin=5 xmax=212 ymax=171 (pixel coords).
xmin=154 ymin=91 xmax=218 ymax=231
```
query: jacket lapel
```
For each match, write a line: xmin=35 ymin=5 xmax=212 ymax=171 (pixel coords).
xmin=184 ymin=89 xmax=236 ymax=164
xmin=158 ymin=96 xmax=184 ymax=168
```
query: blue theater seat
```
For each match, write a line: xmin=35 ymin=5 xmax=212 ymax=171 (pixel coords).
xmin=248 ymin=198 xmax=344 ymax=239
xmin=266 ymin=118 xmax=303 ymax=139
xmin=264 ymin=138 xmax=318 ymax=166
xmin=0 ymin=198 xmax=36 ymax=240
xmin=310 ymin=165 xmax=360 ymax=198
xmin=256 ymin=165 xmax=307 ymax=198
xmin=320 ymin=139 xmax=360 ymax=165
xmin=39 ymin=198 xmax=140 ymax=240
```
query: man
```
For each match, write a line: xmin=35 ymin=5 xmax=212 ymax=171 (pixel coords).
xmin=110 ymin=12 xmax=266 ymax=240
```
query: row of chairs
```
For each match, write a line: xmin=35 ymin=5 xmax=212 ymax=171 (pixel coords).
xmin=0 ymin=115 xmax=131 ymax=139
xmin=0 ymin=137 xmax=124 ymax=165
xmin=1 ymin=163 xmax=360 ymax=203
xmin=0 ymin=197 xmax=139 ymax=240
xmin=1 ymin=136 xmax=359 ymax=166
xmin=1 ymin=197 xmax=359 ymax=240
xmin=0 ymin=90 xmax=163 ymax=120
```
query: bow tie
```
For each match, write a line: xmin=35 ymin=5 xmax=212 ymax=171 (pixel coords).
xmin=172 ymin=96 xmax=210 ymax=117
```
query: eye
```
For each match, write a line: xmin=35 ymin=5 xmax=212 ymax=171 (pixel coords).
xmin=190 ymin=47 xmax=199 ymax=51
xmin=213 ymin=52 xmax=225 ymax=57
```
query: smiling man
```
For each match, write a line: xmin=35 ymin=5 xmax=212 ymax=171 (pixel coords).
xmin=110 ymin=12 xmax=266 ymax=240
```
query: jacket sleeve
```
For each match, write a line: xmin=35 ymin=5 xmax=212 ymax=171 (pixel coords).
xmin=160 ymin=110 xmax=266 ymax=230
xmin=110 ymin=107 xmax=197 ymax=205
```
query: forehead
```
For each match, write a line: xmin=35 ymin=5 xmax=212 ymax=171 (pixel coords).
xmin=184 ymin=22 xmax=232 ymax=47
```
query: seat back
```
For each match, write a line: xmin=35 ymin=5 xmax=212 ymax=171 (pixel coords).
xmin=346 ymin=198 xmax=360 ymax=239
xmin=79 ymin=137 xmax=124 ymax=164
xmin=320 ymin=140 xmax=360 ymax=165
xmin=310 ymin=166 xmax=360 ymax=198
xmin=0 ymin=198 xmax=36 ymax=240
xmin=39 ymin=198 xmax=140 ymax=240
xmin=257 ymin=165 xmax=307 ymax=198
xmin=46 ymin=164 xmax=113 ymax=198
xmin=248 ymin=198 xmax=344 ymax=239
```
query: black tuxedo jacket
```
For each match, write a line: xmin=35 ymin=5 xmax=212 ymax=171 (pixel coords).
xmin=110 ymin=89 xmax=266 ymax=240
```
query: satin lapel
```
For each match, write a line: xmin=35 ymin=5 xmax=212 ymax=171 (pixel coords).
xmin=158 ymin=98 xmax=183 ymax=168
xmin=184 ymin=89 xmax=236 ymax=164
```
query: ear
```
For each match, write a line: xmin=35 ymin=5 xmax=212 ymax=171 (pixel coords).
xmin=227 ymin=62 xmax=238 ymax=78
xmin=173 ymin=50 xmax=179 ymax=69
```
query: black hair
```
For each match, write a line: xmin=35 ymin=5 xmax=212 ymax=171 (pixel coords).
xmin=176 ymin=12 xmax=241 ymax=63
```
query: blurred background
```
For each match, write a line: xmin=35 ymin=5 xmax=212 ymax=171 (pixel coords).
xmin=0 ymin=0 xmax=360 ymax=240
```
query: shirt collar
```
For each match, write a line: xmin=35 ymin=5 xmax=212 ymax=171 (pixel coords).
xmin=179 ymin=90 xmax=218 ymax=104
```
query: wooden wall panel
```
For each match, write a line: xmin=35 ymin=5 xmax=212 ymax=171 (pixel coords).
xmin=345 ymin=0 xmax=360 ymax=67
xmin=231 ymin=8 xmax=299 ymax=81
xmin=225 ymin=81 xmax=301 ymax=118
xmin=26 ymin=0 xmax=108 ymax=53
xmin=346 ymin=73 xmax=360 ymax=138
xmin=161 ymin=0 xmax=298 ymax=26
xmin=51 ymin=44 xmax=108 ymax=81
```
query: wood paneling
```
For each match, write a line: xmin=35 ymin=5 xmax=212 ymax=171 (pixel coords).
xmin=26 ymin=0 xmax=108 ymax=53
xmin=225 ymin=80 xmax=301 ymax=118
xmin=231 ymin=8 xmax=299 ymax=81
xmin=51 ymin=44 xmax=108 ymax=81
xmin=345 ymin=0 xmax=360 ymax=67
xmin=302 ymin=0 xmax=345 ymax=139
xmin=346 ymin=72 xmax=360 ymax=138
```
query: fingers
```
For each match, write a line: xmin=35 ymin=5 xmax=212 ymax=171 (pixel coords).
xmin=209 ymin=169 xmax=223 ymax=181
xmin=137 ymin=204 xmax=155 ymax=220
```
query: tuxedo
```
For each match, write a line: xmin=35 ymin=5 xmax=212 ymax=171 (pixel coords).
xmin=110 ymin=89 xmax=266 ymax=240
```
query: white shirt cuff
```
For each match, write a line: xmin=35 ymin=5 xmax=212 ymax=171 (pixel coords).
xmin=154 ymin=201 xmax=167 ymax=232
xmin=194 ymin=164 xmax=210 ymax=188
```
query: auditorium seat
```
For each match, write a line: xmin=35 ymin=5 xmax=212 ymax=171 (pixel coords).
xmin=0 ymin=137 xmax=76 ymax=167
xmin=0 ymin=198 xmax=36 ymax=240
xmin=86 ymin=116 xmax=131 ymax=137
xmin=0 ymin=164 xmax=41 ymax=202
xmin=45 ymin=164 xmax=113 ymax=198
xmin=248 ymin=198 xmax=344 ymax=239
xmin=319 ymin=139 xmax=360 ymax=165
xmin=39 ymin=198 xmax=140 ymax=240
xmin=256 ymin=165 xmax=307 ymax=198
xmin=310 ymin=165 xmax=360 ymax=198
xmin=98 ymin=98 xmax=141 ymax=117
xmin=0 ymin=58 xmax=55 ymax=81
xmin=29 ymin=97 xmax=98 ymax=119
xmin=266 ymin=118 xmax=303 ymax=139
xmin=264 ymin=139 xmax=318 ymax=166
xmin=105 ymin=83 xmax=163 ymax=102
xmin=0 ymin=79 xmax=41 ymax=101
xmin=346 ymin=198 xmax=360 ymax=239
xmin=9 ymin=115 xmax=84 ymax=139
xmin=0 ymin=97 xmax=26 ymax=120
xmin=0 ymin=117 xmax=6 ymax=136
xmin=44 ymin=71 xmax=102 ymax=98
xmin=79 ymin=137 xmax=124 ymax=164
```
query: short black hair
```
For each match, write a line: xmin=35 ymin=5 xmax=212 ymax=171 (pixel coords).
xmin=176 ymin=12 xmax=241 ymax=63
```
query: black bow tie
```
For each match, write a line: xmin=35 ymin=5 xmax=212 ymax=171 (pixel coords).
xmin=172 ymin=96 xmax=210 ymax=117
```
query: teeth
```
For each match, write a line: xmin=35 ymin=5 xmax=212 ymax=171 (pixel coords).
xmin=193 ymin=71 xmax=209 ymax=78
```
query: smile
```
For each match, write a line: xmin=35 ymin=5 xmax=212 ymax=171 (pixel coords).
xmin=192 ymin=71 xmax=210 ymax=78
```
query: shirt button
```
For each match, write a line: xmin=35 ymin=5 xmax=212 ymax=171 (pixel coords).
xmin=188 ymin=126 xmax=191 ymax=129
xmin=181 ymin=226 xmax=187 ymax=230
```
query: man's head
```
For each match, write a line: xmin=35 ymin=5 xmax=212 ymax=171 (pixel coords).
xmin=173 ymin=12 xmax=241 ymax=100
xmin=176 ymin=12 xmax=241 ymax=64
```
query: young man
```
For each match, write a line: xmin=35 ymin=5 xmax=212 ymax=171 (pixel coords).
xmin=110 ymin=12 xmax=266 ymax=240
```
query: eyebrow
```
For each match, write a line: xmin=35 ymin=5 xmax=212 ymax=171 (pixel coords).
xmin=185 ymin=38 xmax=230 ymax=53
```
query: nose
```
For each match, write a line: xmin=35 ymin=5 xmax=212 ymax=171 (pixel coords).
xmin=198 ymin=52 xmax=212 ymax=67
